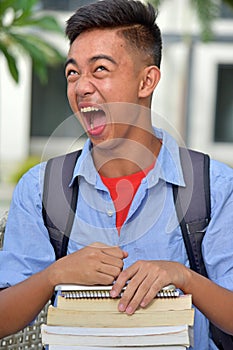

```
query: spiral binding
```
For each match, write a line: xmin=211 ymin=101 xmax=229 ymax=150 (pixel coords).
xmin=60 ymin=284 xmax=179 ymax=299
xmin=61 ymin=290 xmax=113 ymax=299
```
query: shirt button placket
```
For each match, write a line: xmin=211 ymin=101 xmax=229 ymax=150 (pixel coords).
xmin=106 ymin=209 xmax=114 ymax=217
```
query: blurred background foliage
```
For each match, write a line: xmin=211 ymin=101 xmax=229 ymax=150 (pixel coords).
xmin=9 ymin=155 xmax=40 ymax=183
xmin=0 ymin=0 xmax=65 ymax=84
xmin=1 ymin=0 xmax=233 ymax=85
xmin=149 ymin=0 xmax=233 ymax=41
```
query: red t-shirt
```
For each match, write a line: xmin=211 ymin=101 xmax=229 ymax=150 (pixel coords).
xmin=100 ymin=162 xmax=155 ymax=235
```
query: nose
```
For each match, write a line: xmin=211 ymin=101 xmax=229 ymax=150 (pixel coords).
xmin=75 ymin=73 xmax=95 ymax=97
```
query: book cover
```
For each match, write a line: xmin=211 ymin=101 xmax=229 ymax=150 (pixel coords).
xmin=41 ymin=324 xmax=192 ymax=347
xmin=57 ymin=294 xmax=192 ymax=313
xmin=46 ymin=306 xmax=194 ymax=328
xmin=48 ymin=346 xmax=188 ymax=350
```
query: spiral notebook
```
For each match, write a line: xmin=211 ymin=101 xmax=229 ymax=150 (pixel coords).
xmin=55 ymin=283 xmax=180 ymax=299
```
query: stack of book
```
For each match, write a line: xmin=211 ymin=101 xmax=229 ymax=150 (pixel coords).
xmin=41 ymin=284 xmax=194 ymax=349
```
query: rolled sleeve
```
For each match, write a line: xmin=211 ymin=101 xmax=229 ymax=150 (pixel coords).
xmin=0 ymin=163 xmax=55 ymax=288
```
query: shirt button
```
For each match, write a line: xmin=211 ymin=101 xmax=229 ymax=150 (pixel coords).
xmin=107 ymin=209 xmax=114 ymax=217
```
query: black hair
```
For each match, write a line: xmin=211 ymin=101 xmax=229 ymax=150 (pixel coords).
xmin=66 ymin=0 xmax=162 ymax=68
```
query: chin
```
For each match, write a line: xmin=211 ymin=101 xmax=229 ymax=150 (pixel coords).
xmin=92 ymin=137 xmax=123 ymax=152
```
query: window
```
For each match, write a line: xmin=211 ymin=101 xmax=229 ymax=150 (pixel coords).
xmin=188 ymin=43 xmax=233 ymax=165
xmin=220 ymin=2 xmax=233 ymax=19
xmin=30 ymin=64 xmax=84 ymax=138
xmin=214 ymin=64 xmax=233 ymax=142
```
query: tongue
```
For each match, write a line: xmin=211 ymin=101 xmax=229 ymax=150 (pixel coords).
xmin=92 ymin=111 xmax=106 ymax=129
xmin=86 ymin=110 xmax=106 ymax=135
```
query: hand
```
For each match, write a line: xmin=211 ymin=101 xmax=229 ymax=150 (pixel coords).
xmin=50 ymin=242 xmax=128 ymax=287
xmin=110 ymin=260 xmax=187 ymax=314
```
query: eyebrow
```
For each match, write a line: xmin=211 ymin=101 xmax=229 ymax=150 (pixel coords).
xmin=89 ymin=54 xmax=117 ymax=65
xmin=64 ymin=58 xmax=77 ymax=70
xmin=64 ymin=55 xmax=117 ymax=70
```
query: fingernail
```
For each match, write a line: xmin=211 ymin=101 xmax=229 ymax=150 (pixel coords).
xmin=126 ymin=306 xmax=133 ymax=314
xmin=118 ymin=303 xmax=125 ymax=312
xmin=110 ymin=290 xmax=117 ymax=298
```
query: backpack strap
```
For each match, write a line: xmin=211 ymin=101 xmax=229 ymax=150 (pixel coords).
xmin=173 ymin=147 xmax=210 ymax=276
xmin=42 ymin=150 xmax=82 ymax=260
xmin=174 ymin=148 xmax=233 ymax=350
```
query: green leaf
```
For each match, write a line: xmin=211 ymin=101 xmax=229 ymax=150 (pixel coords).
xmin=14 ymin=15 xmax=64 ymax=33
xmin=191 ymin=0 xmax=219 ymax=41
xmin=30 ymin=16 xmax=63 ymax=33
xmin=148 ymin=0 xmax=162 ymax=8
xmin=0 ymin=43 xmax=19 ymax=82
xmin=0 ymin=0 xmax=65 ymax=83
xmin=10 ymin=0 xmax=38 ymax=13
xmin=10 ymin=33 xmax=48 ymax=61
xmin=0 ymin=0 xmax=16 ymax=14
xmin=12 ymin=1 xmax=40 ymax=26
xmin=0 ymin=0 xmax=13 ymax=25
xmin=10 ymin=32 xmax=64 ymax=59
xmin=8 ymin=32 xmax=64 ymax=83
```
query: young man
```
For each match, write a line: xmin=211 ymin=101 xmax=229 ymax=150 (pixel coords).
xmin=0 ymin=1 xmax=233 ymax=349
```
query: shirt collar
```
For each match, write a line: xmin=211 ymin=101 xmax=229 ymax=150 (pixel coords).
xmin=69 ymin=139 xmax=97 ymax=187
xmin=147 ymin=127 xmax=185 ymax=187
xmin=70 ymin=127 xmax=185 ymax=188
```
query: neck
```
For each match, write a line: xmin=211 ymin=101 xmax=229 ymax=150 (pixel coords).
xmin=92 ymin=131 xmax=161 ymax=178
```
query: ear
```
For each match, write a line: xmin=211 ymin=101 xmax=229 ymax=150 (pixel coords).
xmin=138 ymin=65 xmax=160 ymax=98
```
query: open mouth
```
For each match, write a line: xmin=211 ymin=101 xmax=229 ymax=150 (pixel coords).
xmin=80 ymin=106 xmax=107 ymax=136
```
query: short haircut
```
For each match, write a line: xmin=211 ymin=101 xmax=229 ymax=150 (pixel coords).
xmin=66 ymin=0 xmax=162 ymax=68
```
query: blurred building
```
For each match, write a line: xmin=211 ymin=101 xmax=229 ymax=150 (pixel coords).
xmin=0 ymin=0 xmax=233 ymax=187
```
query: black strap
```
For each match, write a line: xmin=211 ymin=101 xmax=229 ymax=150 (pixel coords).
xmin=174 ymin=147 xmax=233 ymax=350
xmin=42 ymin=150 xmax=82 ymax=260
xmin=173 ymin=148 xmax=210 ymax=276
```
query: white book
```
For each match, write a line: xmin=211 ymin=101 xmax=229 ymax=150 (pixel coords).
xmin=48 ymin=346 xmax=187 ymax=350
xmin=41 ymin=324 xmax=192 ymax=348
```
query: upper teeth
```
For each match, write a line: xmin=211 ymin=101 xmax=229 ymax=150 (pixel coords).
xmin=81 ymin=107 xmax=99 ymax=113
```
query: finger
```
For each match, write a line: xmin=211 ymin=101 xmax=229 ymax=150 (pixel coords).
xmin=110 ymin=264 xmax=138 ymax=298
xmin=92 ymin=271 xmax=117 ymax=286
xmin=118 ymin=274 xmax=152 ymax=314
xmin=90 ymin=243 xmax=128 ymax=260
xmin=140 ymin=274 xmax=176 ymax=308
xmin=100 ymin=252 xmax=125 ymax=270
xmin=139 ymin=277 xmax=162 ymax=308
xmin=118 ymin=280 xmax=142 ymax=313
xmin=102 ymin=246 xmax=128 ymax=260
xmin=90 ymin=242 xmax=110 ymax=249
xmin=97 ymin=261 xmax=123 ymax=279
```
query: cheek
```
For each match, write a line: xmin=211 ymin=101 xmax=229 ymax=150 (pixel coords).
xmin=67 ymin=84 xmax=77 ymax=110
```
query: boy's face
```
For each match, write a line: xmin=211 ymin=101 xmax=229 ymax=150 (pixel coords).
xmin=65 ymin=28 xmax=154 ymax=147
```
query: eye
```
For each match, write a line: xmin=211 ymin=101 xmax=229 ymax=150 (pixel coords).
xmin=95 ymin=65 xmax=107 ymax=72
xmin=66 ymin=69 xmax=78 ymax=77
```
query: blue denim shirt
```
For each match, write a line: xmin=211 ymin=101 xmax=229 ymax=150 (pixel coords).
xmin=1 ymin=128 xmax=233 ymax=350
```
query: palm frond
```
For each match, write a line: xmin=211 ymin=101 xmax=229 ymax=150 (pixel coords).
xmin=0 ymin=41 xmax=18 ymax=82
xmin=13 ymin=15 xmax=64 ymax=33
xmin=0 ymin=0 xmax=65 ymax=83
xmin=6 ymin=32 xmax=64 ymax=83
